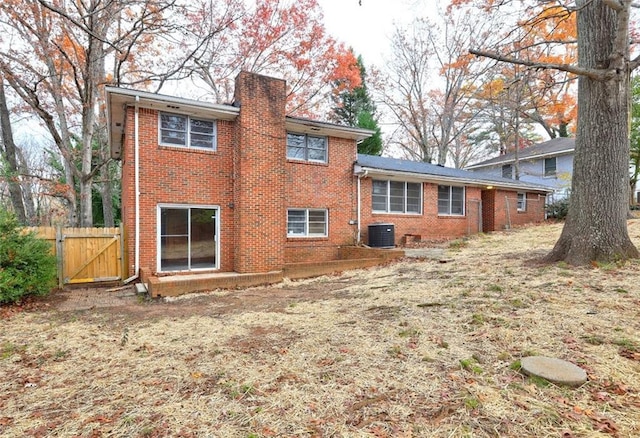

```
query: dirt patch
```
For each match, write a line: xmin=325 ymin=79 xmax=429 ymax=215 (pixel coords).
xmin=3 ymin=221 xmax=640 ymax=437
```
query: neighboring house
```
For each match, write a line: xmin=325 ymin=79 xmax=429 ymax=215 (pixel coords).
xmin=106 ymin=72 xmax=552 ymax=297
xmin=465 ymin=137 xmax=575 ymax=202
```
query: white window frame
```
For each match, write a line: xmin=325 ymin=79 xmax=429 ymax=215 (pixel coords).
xmin=371 ymin=180 xmax=422 ymax=214
xmin=287 ymin=208 xmax=328 ymax=237
xmin=159 ymin=112 xmax=217 ymax=150
xmin=157 ymin=204 xmax=220 ymax=273
xmin=544 ymin=157 xmax=557 ymax=177
xmin=517 ymin=192 xmax=527 ymax=211
xmin=286 ymin=132 xmax=328 ymax=163
xmin=502 ymin=164 xmax=513 ymax=179
xmin=437 ymin=185 xmax=465 ymax=216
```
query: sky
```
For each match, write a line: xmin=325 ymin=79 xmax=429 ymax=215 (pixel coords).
xmin=318 ymin=0 xmax=434 ymax=67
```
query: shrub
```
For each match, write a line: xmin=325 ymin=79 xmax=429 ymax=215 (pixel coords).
xmin=546 ymin=198 xmax=570 ymax=220
xmin=0 ymin=210 xmax=57 ymax=304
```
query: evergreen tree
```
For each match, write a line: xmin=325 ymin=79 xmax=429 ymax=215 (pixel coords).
xmin=357 ymin=110 xmax=382 ymax=156
xmin=331 ymin=54 xmax=382 ymax=156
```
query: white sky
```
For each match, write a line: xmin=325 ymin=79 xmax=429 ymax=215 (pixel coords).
xmin=318 ymin=0 xmax=433 ymax=67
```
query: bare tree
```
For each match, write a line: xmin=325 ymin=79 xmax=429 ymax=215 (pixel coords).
xmin=382 ymin=7 xmax=495 ymax=166
xmin=383 ymin=20 xmax=438 ymax=163
xmin=0 ymin=0 xmax=234 ymax=226
xmin=0 ymin=77 xmax=27 ymax=223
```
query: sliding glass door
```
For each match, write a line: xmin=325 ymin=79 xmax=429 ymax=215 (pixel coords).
xmin=159 ymin=206 xmax=218 ymax=271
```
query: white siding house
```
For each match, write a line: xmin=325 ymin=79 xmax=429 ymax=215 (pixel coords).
xmin=465 ymin=138 xmax=574 ymax=202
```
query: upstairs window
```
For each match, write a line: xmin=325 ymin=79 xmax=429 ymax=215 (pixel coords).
xmin=287 ymin=133 xmax=327 ymax=163
xmin=517 ymin=192 xmax=526 ymax=211
xmin=372 ymin=180 xmax=422 ymax=214
xmin=502 ymin=164 xmax=513 ymax=179
xmin=438 ymin=185 xmax=465 ymax=216
xmin=544 ymin=157 xmax=557 ymax=176
xmin=160 ymin=113 xmax=216 ymax=150
xmin=287 ymin=209 xmax=328 ymax=237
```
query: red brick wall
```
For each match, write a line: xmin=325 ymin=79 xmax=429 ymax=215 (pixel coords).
xmin=121 ymin=106 xmax=236 ymax=275
xmin=481 ymin=190 xmax=496 ymax=232
xmin=359 ymin=180 xmax=482 ymax=245
xmin=489 ymin=189 xmax=547 ymax=230
xmin=120 ymin=73 xmax=362 ymax=275
xmin=233 ymin=72 xmax=287 ymax=273
xmin=284 ymin=137 xmax=359 ymax=263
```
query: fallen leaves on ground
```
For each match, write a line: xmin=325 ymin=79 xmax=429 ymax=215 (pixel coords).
xmin=2 ymin=221 xmax=640 ymax=437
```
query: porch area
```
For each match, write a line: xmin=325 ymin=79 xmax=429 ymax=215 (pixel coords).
xmin=140 ymin=246 xmax=405 ymax=298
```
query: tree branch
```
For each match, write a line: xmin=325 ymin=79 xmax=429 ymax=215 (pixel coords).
xmin=469 ymin=49 xmax=616 ymax=81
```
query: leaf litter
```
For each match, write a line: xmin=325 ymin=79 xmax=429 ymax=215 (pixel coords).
xmin=2 ymin=220 xmax=640 ymax=437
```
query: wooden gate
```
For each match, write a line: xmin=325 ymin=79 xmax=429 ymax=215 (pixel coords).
xmin=29 ymin=226 xmax=123 ymax=287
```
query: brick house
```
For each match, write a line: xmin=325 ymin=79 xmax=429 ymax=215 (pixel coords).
xmin=107 ymin=72 xmax=551 ymax=296
xmin=355 ymin=154 xmax=552 ymax=244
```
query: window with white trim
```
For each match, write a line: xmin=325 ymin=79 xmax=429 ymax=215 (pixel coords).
xmin=159 ymin=113 xmax=217 ymax=150
xmin=287 ymin=209 xmax=328 ymax=237
xmin=372 ymin=180 xmax=422 ymax=214
xmin=286 ymin=133 xmax=327 ymax=162
xmin=517 ymin=192 xmax=526 ymax=211
xmin=544 ymin=157 xmax=557 ymax=176
xmin=437 ymin=185 xmax=465 ymax=216
xmin=502 ymin=164 xmax=513 ymax=179
xmin=159 ymin=206 xmax=217 ymax=272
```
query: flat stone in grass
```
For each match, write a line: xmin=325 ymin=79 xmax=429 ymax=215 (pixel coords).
xmin=520 ymin=356 xmax=587 ymax=387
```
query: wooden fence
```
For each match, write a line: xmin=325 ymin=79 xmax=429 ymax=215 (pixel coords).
xmin=27 ymin=226 xmax=124 ymax=288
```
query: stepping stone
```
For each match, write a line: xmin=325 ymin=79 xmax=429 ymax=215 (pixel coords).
xmin=520 ymin=356 xmax=587 ymax=387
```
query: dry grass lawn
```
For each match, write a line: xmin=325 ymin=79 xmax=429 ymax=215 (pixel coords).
xmin=3 ymin=221 xmax=640 ymax=437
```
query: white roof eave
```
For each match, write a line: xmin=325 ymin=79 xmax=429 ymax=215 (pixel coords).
xmin=465 ymin=149 xmax=575 ymax=170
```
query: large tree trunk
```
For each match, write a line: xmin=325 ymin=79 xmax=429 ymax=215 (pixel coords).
xmin=0 ymin=79 xmax=27 ymax=224
xmin=544 ymin=0 xmax=639 ymax=265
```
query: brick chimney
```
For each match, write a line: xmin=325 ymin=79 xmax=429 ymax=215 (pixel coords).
xmin=232 ymin=72 xmax=287 ymax=273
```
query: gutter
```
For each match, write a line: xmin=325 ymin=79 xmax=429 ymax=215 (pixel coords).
xmin=464 ymin=149 xmax=575 ymax=170
xmin=104 ymin=86 xmax=239 ymax=119
xmin=356 ymin=166 xmax=554 ymax=193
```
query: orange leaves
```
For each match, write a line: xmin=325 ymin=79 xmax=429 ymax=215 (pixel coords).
xmin=524 ymin=5 xmax=576 ymax=43
xmin=211 ymin=0 xmax=354 ymax=116
xmin=329 ymin=48 xmax=361 ymax=93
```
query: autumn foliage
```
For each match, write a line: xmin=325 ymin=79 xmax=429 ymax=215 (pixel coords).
xmin=188 ymin=0 xmax=361 ymax=117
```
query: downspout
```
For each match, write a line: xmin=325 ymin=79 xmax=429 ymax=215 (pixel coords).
xmin=124 ymin=95 xmax=140 ymax=283
xmin=356 ymin=170 xmax=368 ymax=244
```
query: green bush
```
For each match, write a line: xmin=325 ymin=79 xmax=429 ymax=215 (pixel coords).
xmin=0 ymin=210 xmax=57 ymax=304
xmin=546 ymin=198 xmax=570 ymax=220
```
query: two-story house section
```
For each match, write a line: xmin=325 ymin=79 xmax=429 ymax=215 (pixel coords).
xmin=107 ymin=72 xmax=553 ymax=297
xmin=465 ymin=138 xmax=575 ymax=201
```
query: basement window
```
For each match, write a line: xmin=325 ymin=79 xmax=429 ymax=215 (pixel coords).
xmin=287 ymin=209 xmax=328 ymax=237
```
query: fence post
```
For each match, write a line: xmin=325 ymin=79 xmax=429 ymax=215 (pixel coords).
xmin=119 ymin=222 xmax=125 ymax=281
xmin=55 ymin=226 xmax=64 ymax=289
